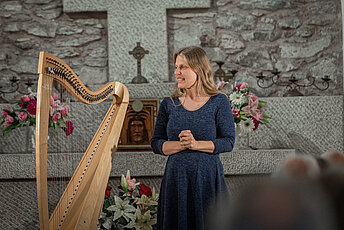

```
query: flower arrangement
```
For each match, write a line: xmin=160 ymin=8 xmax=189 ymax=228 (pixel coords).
xmin=0 ymin=89 xmax=74 ymax=136
xmin=217 ymin=81 xmax=270 ymax=133
xmin=98 ymin=170 xmax=158 ymax=230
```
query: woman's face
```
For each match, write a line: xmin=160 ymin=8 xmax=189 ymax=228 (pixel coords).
xmin=174 ymin=55 xmax=197 ymax=90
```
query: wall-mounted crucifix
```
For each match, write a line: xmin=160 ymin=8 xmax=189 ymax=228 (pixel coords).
xmin=63 ymin=0 xmax=211 ymax=83
xmin=129 ymin=42 xmax=149 ymax=84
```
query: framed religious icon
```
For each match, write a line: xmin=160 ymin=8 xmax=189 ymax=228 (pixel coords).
xmin=118 ymin=99 xmax=159 ymax=150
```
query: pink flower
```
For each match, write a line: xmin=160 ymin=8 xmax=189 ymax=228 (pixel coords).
xmin=60 ymin=105 xmax=70 ymax=115
xmin=65 ymin=121 xmax=74 ymax=136
xmin=2 ymin=107 xmax=10 ymax=117
xmin=20 ymin=95 xmax=31 ymax=102
xmin=242 ymin=94 xmax=262 ymax=121
xmin=3 ymin=122 xmax=10 ymax=128
xmin=217 ymin=81 xmax=227 ymax=89
xmin=250 ymin=93 xmax=258 ymax=104
xmin=27 ymin=100 xmax=37 ymax=115
xmin=52 ymin=113 xmax=61 ymax=123
xmin=257 ymin=113 xmax=263 ymax=120
xmin=5 ymin=115 xmax=14 ymax=123
xmin=18 ymin=112 xmax=27 ymax=120
xmin=127 ymin=178 xmax=137 ymax=191
xmin=53 ymin=100 xmax=61 ymax=107
xmin=232 ymin=109 xmax=240 ymax=117
xmin=52 ymin=93 xmax=58 ymax=101
xmin=239 ymin=82 xmax=248 ymax=89
xmin=50 ymin=106 xmax=55 ymax=116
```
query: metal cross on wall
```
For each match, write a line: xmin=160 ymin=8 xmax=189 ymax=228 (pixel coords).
xmin=129 ymin=42 xmax=149 ymax=84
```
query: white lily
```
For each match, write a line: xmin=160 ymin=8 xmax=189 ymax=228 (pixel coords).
xmin=107 ymin=195 xmax=136 ymax=222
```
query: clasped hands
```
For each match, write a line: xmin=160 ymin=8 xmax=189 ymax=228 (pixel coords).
xmin=178 ymin=130 xmax=198 ymax=150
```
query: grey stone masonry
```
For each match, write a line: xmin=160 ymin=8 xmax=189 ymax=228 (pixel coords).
xmin=0 ymin=0 xmax=342 ymax=101
xmin=63 ymin=0 xmax=211 ymax=83
xmin=0 ymin=149 xmax=295 ymax=179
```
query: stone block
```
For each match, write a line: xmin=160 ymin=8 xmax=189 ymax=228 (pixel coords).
xmin=35 ymin=8 xmax=62 ymax=20
xmin=280 ymin=36 xmax=332 ymax=58
xmin=55 ymin=35 xmax=102 ymax=47
xmin=51 ymin=47 xmax=80 ymax=58
xmin=22 ymin=21 xmax=58 ymax=38
xmin=216 ymin=12 xmax=255 ymax=31
xmin=219 ymin=33 xmax=245 ymax=51
xmin=236 ymin=48 xmax=273 ymax=70
xmin=0 ymin=125 xmax=30 ymax=154
xmin=24 ymin=0 xmax=52 ymax=4
xmin=56 ymin=25 xmax=83 ymax=35
xmin=3 ymin=1 xmax=23 ymax=11
xmin=307 ymin=2 xmax=337 ymax=14
xmin=87 ymin=45 xmax=107 ymax=58
xmin=248 ymin=96 xmax=343 ymax=155
xmin=10 ymin=58 xmax=38 ymax=74
xmin=0 ymin=149 xmax=295 ymax=179
xmin=278 ymin=17 xmax=301 ymax=29
xmin=4 ymin=23 xmax=20 ymax=32
xmin=238 ymin=0 xmax=292 ymax=10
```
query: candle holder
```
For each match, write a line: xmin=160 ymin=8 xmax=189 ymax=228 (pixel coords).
xmin=214 ymin=61 xmax=238 ymax=82
xmin=0 ymin=76 xmax=35 ymax=101
xmin=256 ymin=68 xmax=331 ymax=96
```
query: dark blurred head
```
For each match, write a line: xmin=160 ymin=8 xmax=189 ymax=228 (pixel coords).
xmin=209 ymin=179 xmax=337 ymax=230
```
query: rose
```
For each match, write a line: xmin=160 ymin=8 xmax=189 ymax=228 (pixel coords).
xmin=65 ymin=121 xmax=74 ymax=136
xmin=18 ymin=112 xmax=27 ymax=120
xmin=252 ymin=117 xmax=259 ymax=131
xmin=27 ymin=100 xmax=37 ymax=115
xmin=239 ymin=82 xmax=248 ymax=89
xmin=3 ymin=122 xmax=10 ymax=128
xmin=105 ymin=186 xmax=112 ymax=197
xmin=1 ymin=107 xmax=10 ymax=117
xmin=138 ymin=183 xmax=152 ymax=197
xmin=52 ymin=113 xmax=61 ymax=123
xmin=232 ymin=109 xmax=240 ymax=117
xmin=20 ymin=95 xmax=31 ymax=102
xmin=5 ymin=115 xmax=14 ymax=123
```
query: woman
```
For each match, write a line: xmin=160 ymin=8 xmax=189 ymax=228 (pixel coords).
xmin=151 ymin=46 xmax=235 ymax=230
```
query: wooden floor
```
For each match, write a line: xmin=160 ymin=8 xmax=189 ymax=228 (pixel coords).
xmin=0 ymin=175 xmax=267 ymax=230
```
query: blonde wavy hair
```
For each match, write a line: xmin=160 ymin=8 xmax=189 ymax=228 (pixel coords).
xmin=171 ymin=46 xmax=219 ymax=98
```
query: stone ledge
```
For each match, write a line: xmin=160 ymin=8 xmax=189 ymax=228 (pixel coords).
xmin=0 ymin=149 xmax=295 ymax=179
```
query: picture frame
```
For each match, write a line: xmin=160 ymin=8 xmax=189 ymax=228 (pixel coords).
xmin=118 ymin=99 xmax=159 ymax=150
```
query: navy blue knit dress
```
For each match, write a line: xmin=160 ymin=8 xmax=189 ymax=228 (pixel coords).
xmin=151 ymin=94 xmax=235 ymax=230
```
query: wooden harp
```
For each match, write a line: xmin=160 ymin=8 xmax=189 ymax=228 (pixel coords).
xmin=36 ymin=52 xmax=129 ymax=230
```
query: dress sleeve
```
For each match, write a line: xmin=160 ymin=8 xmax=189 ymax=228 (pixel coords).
xmin=151 ymin=98 xmax=169 ymax=155
xmin=213 ymin=94 xmax=235 ymax=154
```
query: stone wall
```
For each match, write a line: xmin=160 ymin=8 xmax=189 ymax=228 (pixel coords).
xmin=0 ymin=0 xmax=342 ymax=103
xmin=168 ymin=0 xmax=343 ymax=97
xmin=0 ymin=0 xmax=108 ymax=102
